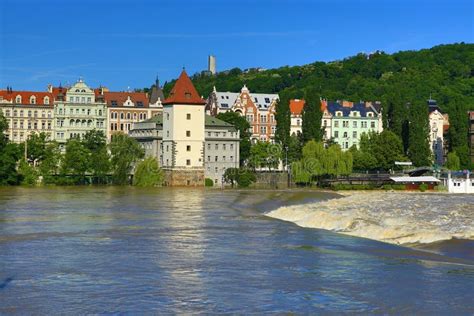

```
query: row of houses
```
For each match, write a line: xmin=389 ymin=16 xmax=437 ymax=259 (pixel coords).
xmin=0 ymin=77 xmax=457 ymax=167
xmin=0 ymin=78 xmax=165 ymax=149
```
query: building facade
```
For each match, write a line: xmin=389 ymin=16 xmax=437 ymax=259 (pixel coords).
xmin=130 ymin=71 xmax=239 ymax=186
xmin=428 ymin=99 xmax=449 ymax=166
xmin=53 ymin=79 xmax=107 ymax=147
xmin=0 ymin=88 xmax=55 ymax=143
xmin=206 ymin=85 xmax=279 ymax=142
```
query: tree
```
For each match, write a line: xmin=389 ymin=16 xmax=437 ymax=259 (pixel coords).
xmin=83 ymin=130 xmax=110 ymax=183
xmin=216 ymin=111 xmax=251 ymax=165
xmin=408 ymin=102 xmax=432 ymax=166
xmin=109 ymin=133 xmax=145 ymax=185
xmin=248 ymin=141 xmax=281 ymax=170
xmin=0 ymin=143 xmax=20 ymax=185
xmin=301 ymin=90 xmax=323 ymax=143
xmin=133 ymin=157 xmax=163 ymax=187
xmin=24 ymin=132 xmax=48 ymax=164
xmin=445 ymin=152 xmax=460 ymax=170
xmin=61 ymin=139 xmax=91 ymax=184
xmin=447 ymin=98 xmax=470 ymax=168
xmin=274 ymin=96 xmax=291 ymax=150
xmin=39 ymin=141 xmax=62 ymax=184
xmin=0 ymin=111 xmax=8 ymax=149
xmin=18 ymin=158 xmax=39 ymax=185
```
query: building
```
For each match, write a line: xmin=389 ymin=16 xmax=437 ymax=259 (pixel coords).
xmin=289 ymin=98 xmax=382 ymax=149
xmin=469 ymin=111 xmax=474 ymax=164
xmin=104 ymin=91 xmax=150 ymax=139
xmin=427 ymin=99 xmax=449 ymax=165
xmin=208 ymin=55 xmax=216 ymax=75
xmin=206 ymin=85 xmax=279 ymax=142
xmin=53 ymin=79 xmax=107 ymax=147
xmin=130 ymin=70 xmax=240 ymax=186
xmin=289 ymin=99 xmax=304 ymax=136
xmin=0 ymin=87 xmax=55 ymax=143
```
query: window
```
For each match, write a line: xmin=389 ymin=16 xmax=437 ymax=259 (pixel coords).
xmin=28 ymin=110 xmax=31 ymax=117
xmin=334 ymin=121 xmax=339 ymax=128
xmin=166 ymin=113 xmax=170 ymax=120
xmin=323 ymin=120 xmax=327 ymax=126
xmin=127 ymin=113 xmax=131 ymax=120
xmin=353 ymin=131 xmax=357 ymax=138
xmin=230 ymin=156 xmax=233 ymax=161
xmin=223 ymin=156 xmax=226 ymax=161
xmin=215 ymin=144 xmax=218 ymax=150
xmin=207 ymin=143 xmax=211 ymax=150
xmin=166 ymin=145 xmax=169 ymax=152
xmin=87 ymin=97 xmax=91 ymax=103
xmin=186 ymin=159 xmax=191 ymax=166
xmin=81 ymin=97 xmax=85 ymax=103
xmin=20 ymin=110 xmax=23 ymax=117
xmin=166 ymin=131 xmax=169 ymax=137
xmin=30 ymin=96 xmax=36 ymax=104
xmin=120 ymin=113 xmax=124 ymax=119
xmin=230 ymin=144 xmax=234 ymax=150
xmin=75 ymin=97 xmax=80 ymax=102
xmin=296 ymin=119 xmax=301 ymax=126
xmin=215 ymin=156 xmax=218 ymax=162
xmin=353 ymin=121 xmax=357 ymax=128
xmin=34 ymin=111 xmax=38 ymax=118
xmin=265 ymin=97 xmax=270 ymax=103
xmin=44 ymin=97 xmax=49 ymax=104
xmin=13 ymin=110 xmax=17 ymax=116
xmin=186 ymin=113 xmax=191 ymax=120
xmin=343 ymin=121 xmax=349 ymax=128
xmin=343 ymin=132 xmax=348 ymax=138
xmin=207 ymin=156 xmax=210 ymax=162
xmin=223 ymin=144 xmax=226 ymax=150
xmin=186 ymin=131 xmax=191 ymax=137
xmin=187 ymin=145 xmax=191 ymax=151
xmin=15 ymin=96 xmax=21 ymax=103
xmin=371 ymin=122 xmax=375 ymax=128
xmin=334 ymin=131 xmax=339 ymax=138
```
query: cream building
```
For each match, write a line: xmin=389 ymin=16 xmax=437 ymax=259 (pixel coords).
xmin=428 ymin=99 xmax=449 ymax=165
xmin=0 ymin=88 xmax=54 ymax=143
xmin=53 ymin=79 xmax=107 ymax=148
xmin=161 ymin=70 xmax=207 ymax=186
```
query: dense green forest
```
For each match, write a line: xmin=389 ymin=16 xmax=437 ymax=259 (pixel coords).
xmin=162 ymin=43 xmax=473 ymax=168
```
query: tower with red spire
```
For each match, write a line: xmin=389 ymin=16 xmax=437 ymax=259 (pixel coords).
xmin=162 ymin=70 xmax=206 ymax=186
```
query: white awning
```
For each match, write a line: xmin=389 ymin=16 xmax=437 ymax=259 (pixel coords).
xmin=390 ymin=176 xmax=440 ymax=183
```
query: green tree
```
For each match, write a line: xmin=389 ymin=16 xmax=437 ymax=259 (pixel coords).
xmin=408 ymin=102 xmax=432 ymax=166
xmin=18 ymin=159 xmax=39 ymax=185
xmin=248 ymin=141 xmax=281 ymax=170
xmin=274 ymin=96 xmax=291 ymax=150
xmin=447 ymin=99 xmax=470 ymax=168
xmin=24 ymin=132 xmax=48 ymax=164
xmin=133 ymin=157 xmax=163 ymax=187
xmin=109 ymin=133 xmax=145 ymax=185
xmin=301 ymin=90 xmax=323 ymax=143
xmin=0 ymin=111 xmax=8 ymax=148
xmin=445 ymin=152 xmax=461 ymax=170
xmin=83 ymin=130 xmax=110 ymax=183
xmin=39 ymin=141 xmax=61 ymax=184
xmin=216 ymin=111 xmax=251 ymax=165
xmin=61 ymin=139 xmax=91 ymax=184
xmin=0 ymin=143 xmax=20 ymax=185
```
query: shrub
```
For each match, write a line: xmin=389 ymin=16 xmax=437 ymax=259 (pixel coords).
xmin=237 ymin=169 xmax=256 ymax=188
xmin=133 ymin=157 xmax=163 ymax=187
xmin=382 ymin=184 xmax=392 ymax=190
xmin=205 ymin=178 xmax=214 ymax=187
xmin=18 ymin=159 xmax=39 ymax=185
xmin=332 ymin=183 xmax=376 ymax=190
xmin=391 ymin=184 xmax=406 ymax=190
xmin=419 ymin=183 xmax=428 ymax=192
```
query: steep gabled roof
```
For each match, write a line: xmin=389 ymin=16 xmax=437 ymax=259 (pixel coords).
xmin=289 ymin=99 xmax=305 ymax=115
xmin=0 ymin=90 xmax=54 ymax=106
xmin=163 ymin=70 xmax=205 ymax=105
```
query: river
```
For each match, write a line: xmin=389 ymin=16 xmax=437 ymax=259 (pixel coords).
xmin=0 ymin=187 xmax=473 ymax=314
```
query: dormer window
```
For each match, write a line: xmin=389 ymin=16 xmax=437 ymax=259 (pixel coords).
xmin=111 ymin=100 xmax=118 ymax=106
xmin=368 ymin=112 xmax=374 ymax=117
xmin=136 ymin=101 xmax=143 ymax=107
xmin=75 ymin=89 xmax=80 ymax=92
xmin=336 ymin=111 xmax=343 ymax=117
xmin=15 ymin=95 xmax=22 ymax=103
xmin=81 ymin=89 xmax=86 ymax=93
xmin=44 ymin=96 xmax=49 ymax=104
xmin=185 ymin=92 xmax=191 ymax=99
xmin=30 ymin=96 xmax=36 ymax=104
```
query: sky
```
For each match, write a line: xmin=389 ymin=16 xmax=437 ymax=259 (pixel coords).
xmin=0 ymin=0 xmax=473 ymax=92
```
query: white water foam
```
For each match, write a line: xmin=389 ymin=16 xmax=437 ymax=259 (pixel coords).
xmin=266 ymin=192 xmax=474 ymax=245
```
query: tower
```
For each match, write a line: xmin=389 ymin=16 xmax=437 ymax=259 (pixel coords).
xmin=208 ymin=55 xmax=216 ymax=75
xmin=162 ymin=70 xmax=206 ymax=186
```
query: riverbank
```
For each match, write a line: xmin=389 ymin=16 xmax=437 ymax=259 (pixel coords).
xmin=266 ymin=191 xmax=474 ymax=246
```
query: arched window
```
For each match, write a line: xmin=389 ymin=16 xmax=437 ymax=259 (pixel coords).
xmin=30 ymin=96 xmax=36 ymax=104
xmin=13 ymin=110 xmax=17 ymax=116
xmin=75 ymin=89 xmax=80 ymax=92
xmin=15 ymin=95 xmax=22 ymax=103
xmin=34 ymin=111 xmax=38 ymax=117
xmin=126 ymin=112 xmax=131 ymax=120
xmin=44 ymin=96 xmax=49 ymax=104
xmin=133 ymin=113 xmax=137 ymax=120
xmin=120 ymin=113 xmax=124 ymax=119
xmin=70 ymin=119 xmax=75 ymax=126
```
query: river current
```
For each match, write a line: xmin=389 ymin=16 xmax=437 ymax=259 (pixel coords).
xmin=0 ymin=187 xmax=473 ymax=314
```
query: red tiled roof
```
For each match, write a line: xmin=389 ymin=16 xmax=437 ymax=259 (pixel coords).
xmin=289 ymin=99 xmax=305 ymax=115
xmin=103 ymin=92 xmax=149 ymax=107
xmin=320 ymin=99 xmax=328 ymax=112
xmin=163 ymin=70 xmax=205 ymax=105
xmin=0 ymin=90 xmax=54 ymax=106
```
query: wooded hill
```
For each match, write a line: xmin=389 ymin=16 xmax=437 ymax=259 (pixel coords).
xmin=161 ymin=42 xmax=473 ymax=167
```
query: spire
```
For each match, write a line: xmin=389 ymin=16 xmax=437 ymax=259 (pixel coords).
xmin=163 ymin=70 xmax=205 ymax=105
xmin=155 ymin=75 xmax=160 ymax=88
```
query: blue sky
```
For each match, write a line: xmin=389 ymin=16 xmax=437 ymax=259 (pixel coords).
xmin=0 ymin=0 xmax=472 ymax=91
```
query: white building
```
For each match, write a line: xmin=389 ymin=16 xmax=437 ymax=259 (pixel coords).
xmin=428 ymin=99 xmax=449 ymax=165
